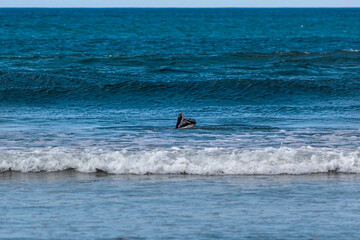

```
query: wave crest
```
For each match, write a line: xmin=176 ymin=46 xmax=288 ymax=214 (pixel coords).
xmin=1 ymin=147 xmax=360 ymax=175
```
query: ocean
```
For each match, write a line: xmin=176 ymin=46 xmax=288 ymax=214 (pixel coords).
xmin=1 ymin=8 xmax=360 ymax=239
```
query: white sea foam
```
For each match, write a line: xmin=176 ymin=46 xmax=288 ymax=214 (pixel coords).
xmin=1 ymin=146 xmax=360 ymax=175
xmin=343 ymin=49 xmax=360 ymax=52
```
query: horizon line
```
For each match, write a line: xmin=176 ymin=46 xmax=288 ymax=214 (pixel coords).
xmin=1 ymin=7 xmax=360 ymax=9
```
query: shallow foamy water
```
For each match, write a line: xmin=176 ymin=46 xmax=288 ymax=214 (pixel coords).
xmin=1 ymin=172 xmax=360 ymax=239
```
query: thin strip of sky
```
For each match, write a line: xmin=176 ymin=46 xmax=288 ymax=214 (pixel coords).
xmin=1 ymin=0 xmax=360 ymax=8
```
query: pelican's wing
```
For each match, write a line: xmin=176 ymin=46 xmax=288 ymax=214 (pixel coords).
xmin=178 ymin=118 xmax=196 ymax=128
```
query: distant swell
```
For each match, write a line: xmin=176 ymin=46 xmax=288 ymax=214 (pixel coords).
xmin=1 ymin=74 xmax=359 ymax=105
xmin=1 ymin=147 xmax=360 ymax=175
xmin=1 ymin=48 xmax=360 ymax=105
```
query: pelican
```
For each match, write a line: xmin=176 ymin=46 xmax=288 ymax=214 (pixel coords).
xmin=176 ymin=113 xmax=196 ymax=129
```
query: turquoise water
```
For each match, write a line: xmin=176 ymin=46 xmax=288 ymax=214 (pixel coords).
xmin=1 ymin=8 xmax=360 ymax=238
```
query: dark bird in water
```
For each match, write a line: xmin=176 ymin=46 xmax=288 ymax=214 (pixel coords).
xmin=176 ymin=113 xmax=196 ymax=129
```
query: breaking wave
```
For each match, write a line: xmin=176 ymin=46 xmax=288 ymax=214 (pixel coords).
xmin=1 ymin=146 xmax=360 ymax=175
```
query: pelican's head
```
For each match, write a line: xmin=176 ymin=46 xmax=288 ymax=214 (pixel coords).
xmin=176 ymin=112 xmax=184 ymax=128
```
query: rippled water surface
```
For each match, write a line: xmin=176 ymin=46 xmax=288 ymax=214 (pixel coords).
xmin=2 ymin=172 xmax=360 ymax=239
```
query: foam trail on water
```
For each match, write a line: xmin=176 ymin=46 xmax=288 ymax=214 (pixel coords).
xmin=1 ymin=147 xmax=360 ymax=175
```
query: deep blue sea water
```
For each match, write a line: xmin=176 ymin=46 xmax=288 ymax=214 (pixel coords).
xmin=1 ymin=8 xmax=360 ymax=239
